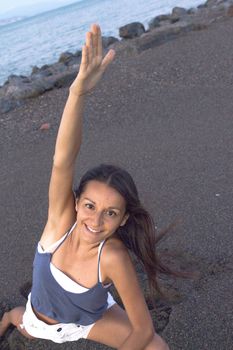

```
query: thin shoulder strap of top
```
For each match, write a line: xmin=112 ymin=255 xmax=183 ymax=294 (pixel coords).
xmin=52 ymin=222 xmax=77 ymax=254
xmin=97 ymin=240 xmax=106 ymax=283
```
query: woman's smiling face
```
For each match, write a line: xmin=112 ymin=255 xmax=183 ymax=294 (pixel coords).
xmin=75 ymin=180 xmax=128 ymax=243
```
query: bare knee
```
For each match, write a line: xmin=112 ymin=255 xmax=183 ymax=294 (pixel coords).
xmin=7 ymin=306 xmax=26 ymax=327
xmin=146 ymin=333 xmax=170 ymax=350
xmin=1 ymin=307 xmax=27 ymax=338
xmin=8 ymin=306 xmax=35 ymax=340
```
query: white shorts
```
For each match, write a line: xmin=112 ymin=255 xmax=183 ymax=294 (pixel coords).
xmin=20 ymin=293 xmax=116 ymax=343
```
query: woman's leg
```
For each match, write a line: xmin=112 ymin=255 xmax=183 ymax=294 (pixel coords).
xmin=0 ymin=307 xmax=35 ymax=340
xmin=87 ymin=304 xmax=169 ymax=350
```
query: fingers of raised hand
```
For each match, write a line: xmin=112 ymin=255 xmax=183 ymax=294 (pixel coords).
xmin=101 ymin=49 xmax=115 ymax=71
xmin=86 ymin=25 xmax=102 ymax=65
xmin=80 ymin=24 xmax=114 ymax=77
xmin=86 ymin=31 xmax=93 ymax=63
xmin=91 ymin=24 xmax=98 ymax=57
xmin=95 ymin=24 xmax=103 ymax=58
xmin=81 ymin=44 xmax=88 ymax=68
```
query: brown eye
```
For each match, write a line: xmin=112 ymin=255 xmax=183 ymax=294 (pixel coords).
xmin=106 ymin=210 xmax=117 ymax=217
xmin=85 ymin=203 xmax=94 ymax=210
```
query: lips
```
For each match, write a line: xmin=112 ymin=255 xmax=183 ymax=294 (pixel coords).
xmin=85 ymin=224 xmax=102 ymax=234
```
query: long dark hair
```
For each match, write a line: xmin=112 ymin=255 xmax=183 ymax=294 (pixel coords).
xmin=75 ymin=164 xmax=194 ymax=304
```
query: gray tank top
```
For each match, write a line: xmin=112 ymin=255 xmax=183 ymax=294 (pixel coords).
xmin=31 ymin=223 xmax=110 ymax=325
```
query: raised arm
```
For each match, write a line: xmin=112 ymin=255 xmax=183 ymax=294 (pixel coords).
xmin=41 ymin=24 xmax=115 ymax=244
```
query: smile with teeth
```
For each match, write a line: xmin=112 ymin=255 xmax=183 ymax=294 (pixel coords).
xmin=85 ymin=224 xmax=101 ymax=233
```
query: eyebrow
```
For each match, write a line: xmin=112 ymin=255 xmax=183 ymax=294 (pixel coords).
xmin=83 ymin=197 xmax=122 ymax=211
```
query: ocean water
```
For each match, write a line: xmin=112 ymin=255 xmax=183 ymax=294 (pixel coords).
xmin=0 ymin=0 xmax=204 ymax=86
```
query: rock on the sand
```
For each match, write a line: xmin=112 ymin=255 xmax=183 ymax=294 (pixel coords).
xmin=148 ymin=17 xmax=161 ymax=30
xmin=58 ymin=51 xmax=81 ymax=65
xmin=3 ymin=75 xmax=54 ymax=100
xmin=102 ymin=36 xmax=119 ymax=48
xmin=40 ymin=123 xmax=50 ymax=130
xmin=0 ymin=98 xmax=22 ymax=114
xmin=170 ymin=7 xmax=187 ymax=23
xmin=172 ymin=7 xmax=187 ymax=16
xmin=119 ymin=22 xmax=145 ymax=39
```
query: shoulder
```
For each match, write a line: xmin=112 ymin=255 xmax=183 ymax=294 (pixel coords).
xmin=102 ymin=237 xmax=130 ymax=265
xmin=100 ymin=237 xmax=135 ymax=283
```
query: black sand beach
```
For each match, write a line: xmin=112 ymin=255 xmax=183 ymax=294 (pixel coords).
xmin=0 ymin=3 xmax=233 ymax=350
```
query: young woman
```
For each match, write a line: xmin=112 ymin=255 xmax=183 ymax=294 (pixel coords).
xmin=0 ymin=24 xmax=171 ymax=349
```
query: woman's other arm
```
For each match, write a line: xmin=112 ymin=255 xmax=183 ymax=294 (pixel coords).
xmin=103 ymin=245 xmax=162 ymax=350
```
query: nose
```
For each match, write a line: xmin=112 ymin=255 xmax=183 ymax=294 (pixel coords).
xmin=92 ymin=212 xmax=103 ymax=228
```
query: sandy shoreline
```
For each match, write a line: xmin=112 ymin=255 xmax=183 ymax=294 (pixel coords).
xmin=1 ymin=1 xmax=233 ymax=350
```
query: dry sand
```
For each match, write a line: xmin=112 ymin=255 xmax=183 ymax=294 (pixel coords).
xmin=0 ymin=14 xmax=233 ymax=350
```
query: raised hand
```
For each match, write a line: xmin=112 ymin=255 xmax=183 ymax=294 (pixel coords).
xmin=70 ymin=24 xmax=115 ymax=96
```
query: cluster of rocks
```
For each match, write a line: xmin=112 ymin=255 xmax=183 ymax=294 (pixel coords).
xmin=0 ymin=36 xmax=118 ymax=114
xmin=1 ymin=0 xmax=233 ymax=115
